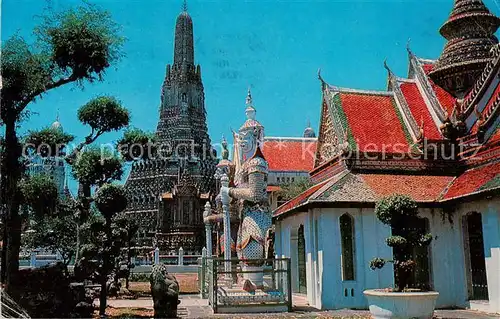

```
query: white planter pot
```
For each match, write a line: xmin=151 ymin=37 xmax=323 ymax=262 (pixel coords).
xmin=242 ymin=266 xmax=264 ymax=287
xmin=364 ymin=289 xmax=439 ymax=319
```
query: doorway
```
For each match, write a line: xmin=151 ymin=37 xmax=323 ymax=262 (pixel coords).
xmin=298 ymin=224 xmax=307 ymax=294
xmin=464 ymin=212 xmax=489 ymax=300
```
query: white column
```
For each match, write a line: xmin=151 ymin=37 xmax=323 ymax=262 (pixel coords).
xmin=154 ymin=247 xmax=160 ymax=265
xmin=221 ymin=174 xmax=232 ymax=285
xmin=204 ymin=201 xmax=213 ymax=257
xmin=178 ymin=247 xmax=184 ymax=266
xmin=30 ymin=251 xmax=37 ymax=268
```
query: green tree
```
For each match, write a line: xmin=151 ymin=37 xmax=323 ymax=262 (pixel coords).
xmin=0 ymin=3 xmax=124 ymax=290
xmin=113 ymin=213 xmax=139 ymax=289
xmin=277 ymin=177 xmax=313 ymax=201
xmin=25 ymin=96 xmax=131 ymax=263
xmin=370 ymin=194 xmax=433 ymax=292
xmin=22 ymin=198 xmax=78 ymax=274
xmin=94 ymin=183 xmax=128 ymax=315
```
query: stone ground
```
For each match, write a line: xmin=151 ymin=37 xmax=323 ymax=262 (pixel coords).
xmin=98 ymin=294 xmax=500 ymax=319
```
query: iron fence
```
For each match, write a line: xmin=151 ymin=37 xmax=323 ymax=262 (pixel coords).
xmin=199 ymin=257 xmax=292 ymax=313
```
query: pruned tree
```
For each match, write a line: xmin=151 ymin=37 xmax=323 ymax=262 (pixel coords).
xmin=370 ymin=194 xmax=433 ymax=292
xmin=94 ymin=184 xmax=128 ymax=315
xmin=24 ymin=96 xmax=130 ymax=265
xmin=113 ymin=214 xmax=139 ymax=289
xmin=22 ymin=198 xmax=78 ymax=274
xmin=0 ymin=3 xmax=124 ymax=290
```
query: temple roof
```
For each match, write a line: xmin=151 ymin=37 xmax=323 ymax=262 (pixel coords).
xmin=273 ymin=162 xmax=500 ymax=218
xmin=273 ymin=170 xmax=458 ymax=217
xmin=443 ymin=161 xmax=500 ymax=200
xmin=318 ymin=86 xmax=412 ymax=161
xmin=262 ymin=137 xmax=317 ymax=172
xmin=275 ymin=41 xmax=500 ymax=219
xmin=398 ymin=81 xmax=442 ymax=140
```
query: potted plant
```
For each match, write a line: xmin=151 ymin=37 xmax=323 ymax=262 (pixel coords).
xmin=364 ymin=194 xmax=439 ymax=319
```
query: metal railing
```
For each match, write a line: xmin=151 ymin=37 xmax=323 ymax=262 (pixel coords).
xmin=199 ymin=257 xmax=292 ymax=313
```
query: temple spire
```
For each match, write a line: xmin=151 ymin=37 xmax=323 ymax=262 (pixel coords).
xmin=182 ymin=0 xmax=187 ymax=12
xmin=429 ymin=0 xmax=500 ymax=98
xmin=173 ymin=0 xmax=194 ymax=66
xmin=245 ymin=87 xmax=253 ymax=108
xmin=245 ymin=88 xmax=256 ymax=120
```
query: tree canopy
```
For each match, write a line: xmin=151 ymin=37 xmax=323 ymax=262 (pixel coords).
xmin=24 ymin=127 xmax=75 ymax=158
xmin=77 ymin=96 xmax=130 ymax=135
xmin=72 ymin=147 xmax=123 ymax=186
xmin=117 ymin=127 xmax=157 ymax=161
xmin=19 ymin=174 xmax=59 ymax=217
xmin=1 ymin=4 xmax=124 ymax=118
xmin=94 ymin=184 xmax=128 ymax=219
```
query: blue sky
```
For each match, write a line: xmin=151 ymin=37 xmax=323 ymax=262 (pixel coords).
xmin=3 ymin=0 xmax=500 ymax=190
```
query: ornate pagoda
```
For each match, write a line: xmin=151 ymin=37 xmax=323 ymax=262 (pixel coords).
xmin=124 ymin=4 xmax=216 ymax=254
xmin=429 ymin=0 xmax=500 ymax=98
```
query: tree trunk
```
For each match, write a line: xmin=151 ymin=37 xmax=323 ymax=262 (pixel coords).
xmin=75 ymin=182 xmax=91 ymax=263
xmin=1 ymin=119 xmax=23 ymax=292
xmin=1 ymin=219 xmax=7 ymax=283
xmin=75 ymin=223 xmax=80 ymax=262
xmin=99 ymin=217 xmax=112 ymax=316
xmin=126 ymin=243 xmax=131 ymax=289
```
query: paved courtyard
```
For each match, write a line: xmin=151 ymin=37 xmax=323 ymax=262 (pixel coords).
xmin=99 ymin=294 xmax=500 ymax=318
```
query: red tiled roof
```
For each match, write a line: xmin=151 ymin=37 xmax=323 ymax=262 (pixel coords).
xmin=340 ymin=93 xmax=410 ymax=152
xmin=267 ymin=185 xmax=281 ymax=192
xmin=262 ymin=139 xmax=317 ymax=172
xmin=443 ymin=162 xmax=500 ymax=199
xmin=422 ymin=63 xmax=456 ymax=115
xmin=274 ymin=179 xmax=328 ymax=217
xmin=481 ymin=82 xmax=500 ymax=121
xmin=399 ymin=82 xmax=442 ymax=139
xmin=361 ymin=174 xmax=453 ymax=201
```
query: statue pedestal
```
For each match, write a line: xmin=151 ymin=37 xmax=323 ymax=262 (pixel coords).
xmin=216 ymin=286 xmax=287 ymax=313
xmin=242 ymin=265 xmax=264 ymax=287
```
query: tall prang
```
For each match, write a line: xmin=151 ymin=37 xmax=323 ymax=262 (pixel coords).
xmin=158 ymin=5 xmax=211 ymax=158
xmin=124 ymin=4 xmax=216 ymax=255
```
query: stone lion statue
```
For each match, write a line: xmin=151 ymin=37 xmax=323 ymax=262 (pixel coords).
xmin=150 ymin=264 xmax=180 ymax=318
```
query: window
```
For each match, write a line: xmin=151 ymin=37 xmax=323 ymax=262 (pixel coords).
xmin=340 ymin=213 xmax=355 ymax=281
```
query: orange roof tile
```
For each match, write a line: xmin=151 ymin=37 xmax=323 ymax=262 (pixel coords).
xmin=361 ymin=174 xmax=453 ymax=201
xmin=262 ymin=138 xmax=317 ymax=172
xmin=443 ymin=162 xmax=500 ymax=199
xmin=339 ymin=93 xmax=410 ymax=152
xmin=267 ymin=185 xmax=281 ymax=192
xmin=399 ymin=82 xmax=442 ymax=139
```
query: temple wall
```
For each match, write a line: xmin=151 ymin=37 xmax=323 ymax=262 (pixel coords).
xmin=419 ymin=208 xmax=468 ymax=308
xmin=274 ymin=212 xmax=308 ymax=294
xmin=456 ymin=198 xmax=500 ymax=313
xmin=274 ymin=204 xmax=493 ymax=311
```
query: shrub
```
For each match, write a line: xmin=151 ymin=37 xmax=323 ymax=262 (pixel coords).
xmin=369 ymin=194 xmax=432 ymax=292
